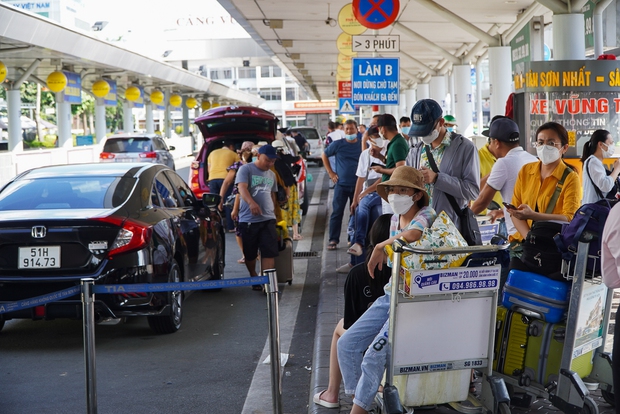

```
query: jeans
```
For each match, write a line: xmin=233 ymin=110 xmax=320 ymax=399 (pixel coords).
xmin=209 ymin=179 xmax=234 ymax=231
xmin=338 ymin=293 xmax=391 ymax=411
xmin=353 ymin=192 xmax=382 ymax=246
xmin=329 ymin=183 xmax=355 ymax=244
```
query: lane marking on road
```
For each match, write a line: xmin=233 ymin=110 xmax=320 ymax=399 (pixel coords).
xmin=241 ymin=170 xmax=326 ymax=414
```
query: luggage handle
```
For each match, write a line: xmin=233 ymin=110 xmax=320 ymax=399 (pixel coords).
xmin=511 ymin=305 xmax=544 ymax=322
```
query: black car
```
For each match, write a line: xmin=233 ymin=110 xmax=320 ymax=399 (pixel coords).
xmin=0 ymin=163 xmax=225 ymax=334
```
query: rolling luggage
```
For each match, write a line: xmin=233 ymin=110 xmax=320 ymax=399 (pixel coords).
xmin=502 ymin=269 xmax=570 ymax=323
xmin=522 ymin=319 xmax=593 ymax=386
xmin=274 ymin=223 xmax=293 ymax=284
xmin=493 ymin=306 xmax=529 ymax=377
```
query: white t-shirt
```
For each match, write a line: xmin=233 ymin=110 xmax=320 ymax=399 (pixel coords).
xmin=582 ymin=155 xmax=617 ymax=204
xmin=328 ymin=130 xmax=345 ymax=142
xmin=355 ymin=147 xmax=386 ymax=190
xmin=486 ymin=147 xmax=537 ymax=237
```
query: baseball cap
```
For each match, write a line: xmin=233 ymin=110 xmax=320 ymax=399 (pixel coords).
xmin=410 ymin=99 xmax=443 ymax=137
xmin=488 ymin=117 xmax=520 ymax=142
xmin=377 ymin=114 xmax=397 ymax=128
xmin=443 ymin=114 xmax=457 ymax=125
xmin=481 ymin=115 xmax=509 ymax=137
xmin=257 ymin=144 xmax=278 ymax=159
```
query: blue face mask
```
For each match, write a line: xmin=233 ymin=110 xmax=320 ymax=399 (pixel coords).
xmin=345 ymin=134 xmax=357 ymax=141
xmin=252 ymin=156 xmax=258 ymax=162
xmin=401 ymin=126 xmax=411 ymax=135
xmin=446 ymin=127 xmax=454 ymax=133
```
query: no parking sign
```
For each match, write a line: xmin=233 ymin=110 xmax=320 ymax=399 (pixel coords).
xmin=352 ymin=0 xmax=400 ymax=30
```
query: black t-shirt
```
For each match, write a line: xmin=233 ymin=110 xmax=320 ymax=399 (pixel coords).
xmin=343 ymin=263 xmax=386 ymax=329
xmin=293 ymin=133 xmax=308 ymax=150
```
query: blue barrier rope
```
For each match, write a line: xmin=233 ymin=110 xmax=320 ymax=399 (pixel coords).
xmin=0 ymin=276 xmax=269 ymax=315
xmin=0 ymin=286 xmax=81 ymax=314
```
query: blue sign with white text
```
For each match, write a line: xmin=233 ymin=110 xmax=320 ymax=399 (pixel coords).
xmin=352 ymin=58 xmax=399 ymax=105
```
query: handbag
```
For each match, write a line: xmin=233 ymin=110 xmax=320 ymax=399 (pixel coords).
xmin=424 ymin=145 xmax=481 ymax=246
xmin=516 ymin=166 xmax=571 ymax=280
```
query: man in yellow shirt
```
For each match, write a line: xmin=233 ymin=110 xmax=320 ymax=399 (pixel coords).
xmin=208 ymin=139 xmax=239 ymax=231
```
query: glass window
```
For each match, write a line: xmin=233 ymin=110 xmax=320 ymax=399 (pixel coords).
xmin=164 ymin=171 xmax=196 ymax=207
xmin=0 ymin=177 xmax=135 ymax=210
xmin=273 ymin=67 xmax=282 ymax=77
xmin=153 ymin=173 xmax=179 ymax=208
xmin=238 ymin=67 xmax=256 ymax=79
xmin=260 ymin=66 xmax=270 ymax=77
xmin=286 ymin=87 xmax=296 ymax=101
xmin=209 ymin=70 xmax=219 ymax=80
xmin=259 ymin=88 xmax=281 ymax=101
xmin=103 ymin=138 xmax=151 ymax=153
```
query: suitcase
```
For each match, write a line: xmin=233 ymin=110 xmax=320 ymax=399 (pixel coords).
xmin=274 ymin=237 xmax=293 ymax=284
xmin=502 ymin=269 xmax=570 ymax=323
xmin=493 ymin=306 xmax=529 ymax=376
xmin=522 ymin=319 xmax=593 ymax=386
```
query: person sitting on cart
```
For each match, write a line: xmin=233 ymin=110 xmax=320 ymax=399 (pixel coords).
xmin=337 ymin=166 xmax=436 ymax=414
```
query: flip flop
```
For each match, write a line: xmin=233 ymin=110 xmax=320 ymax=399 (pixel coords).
xmin=237 ymin=258 xmax=245 ymax=264
xmin=313 ymin=390 xmax=339 ymax=409
xmin=293 ymin=235 xmax=303 ymax=241
xmin=327 ymin=242 xmax=337 ymax=250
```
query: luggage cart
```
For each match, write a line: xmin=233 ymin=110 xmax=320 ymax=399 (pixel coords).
xmin=376 ymin=240 xmax=511 ymax=414
xmin=488 ymin=241 xmax=615 ymax=414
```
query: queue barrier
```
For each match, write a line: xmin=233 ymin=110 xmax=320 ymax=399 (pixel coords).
xmin=0 ymin=274 xmax=282 ymax=414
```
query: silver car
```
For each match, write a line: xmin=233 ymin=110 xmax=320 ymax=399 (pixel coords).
xmin=100 ymin=133 xmax=176 ymax=170
xmin=290 ymin=127 xmax=323 ymax=166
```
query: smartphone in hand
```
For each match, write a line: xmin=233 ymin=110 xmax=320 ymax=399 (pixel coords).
xmin=502 ymin=201 xmax=517 ymax=209
xmin=370 ymin=162 xmax=384 ymax=168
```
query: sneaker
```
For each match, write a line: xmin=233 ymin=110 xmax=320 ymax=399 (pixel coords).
xmin=337 ymin=263 xmax=352 ymax=274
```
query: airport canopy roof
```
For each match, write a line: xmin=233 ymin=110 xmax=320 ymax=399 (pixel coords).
xmin=0 ymin=3 xmax=264 ymax=106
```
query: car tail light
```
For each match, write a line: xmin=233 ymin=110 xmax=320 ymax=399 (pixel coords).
xmin=139 ymin=152 xmax=157 ymax=159
xmin=100 ymin=152 xmax=115 ymax=159
xmin=92 ymin=216 xmax=152 ymax=258
xmin=190 ymin=161 xmax=201 ymax=191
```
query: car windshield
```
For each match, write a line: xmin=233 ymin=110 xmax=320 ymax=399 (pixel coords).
xmin=0 ymin=177 xmax=136 ymax=210
xmin=103 ymin=138 xmax=152 ymax=153
xmin=298 ymin=129 xmax=320 ymax=140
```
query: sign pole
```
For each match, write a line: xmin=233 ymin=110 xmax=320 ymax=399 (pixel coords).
xmin=81 ymin=278 xmax=98 ymax=414
xmin=264 ymin=269 xmax=283 ymax=414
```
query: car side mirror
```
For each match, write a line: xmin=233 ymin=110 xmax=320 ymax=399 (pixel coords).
xmin=202 ymin=193 xmax=221 ymax=207
xmin=169 ymin=146 xmax=176 ymax=151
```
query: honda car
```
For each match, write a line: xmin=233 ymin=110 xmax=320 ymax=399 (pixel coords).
xmin=0 ymin=163 xmax=224 ymax=334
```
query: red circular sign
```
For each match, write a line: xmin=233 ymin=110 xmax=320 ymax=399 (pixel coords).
xmin=352 ymin=0 xmax=400 ymax=30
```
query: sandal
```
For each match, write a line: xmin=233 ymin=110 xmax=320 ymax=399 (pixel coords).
xmin=293 ymin=234 xmax=303 ymax=241
xmin=237 ymin=257 xmax=245 ymax=264
xmin=327 ymin=242 xmax=337 ymax=250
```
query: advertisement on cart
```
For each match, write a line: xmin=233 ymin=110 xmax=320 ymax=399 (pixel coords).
xmin=403 ymin=266 xmax=500 ymax=295
xmin=572 ymin=283 xmax=607 ymax=359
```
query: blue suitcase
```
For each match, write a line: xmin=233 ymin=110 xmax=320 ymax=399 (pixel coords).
xmin=501 ymin=269 xmax=570 ymax=323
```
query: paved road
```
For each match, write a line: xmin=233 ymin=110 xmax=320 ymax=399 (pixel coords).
xmin=0 ymin=163 xmax=328 ymax=414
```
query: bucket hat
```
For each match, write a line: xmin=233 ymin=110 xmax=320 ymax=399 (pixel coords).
xmin=377 ymin=166 xmax=430 ymax=206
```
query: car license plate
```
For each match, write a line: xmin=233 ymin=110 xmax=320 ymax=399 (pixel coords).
xmin=19 ymin=246 xmax=61 ymax=269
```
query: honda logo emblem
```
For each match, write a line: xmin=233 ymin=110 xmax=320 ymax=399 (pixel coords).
xmin=31 ymin=226 xmax=47 ymax=239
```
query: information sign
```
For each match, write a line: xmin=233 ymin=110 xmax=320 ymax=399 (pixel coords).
xmin=352 ymin=35 xmax=400 ymax=52
xmin=352 ymin=57 xmax=399 ymax=105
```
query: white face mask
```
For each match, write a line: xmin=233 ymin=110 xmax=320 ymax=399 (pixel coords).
xmin=370 ymin=137 xmax=384 ymax=148
xmin=388 ymin=193 xmax=415 ymax=215
xmin=420 ymin=129 xmax=439 ymax=145
xmin=536 ymin=145 xmax=561 ymax=165
xmin=602 ymin=142 xmax=616 ymax=158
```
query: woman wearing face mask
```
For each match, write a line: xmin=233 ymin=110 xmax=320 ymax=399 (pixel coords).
xmin=338 ymin=166 xmax=435 ymax=414
xmin=505 ymin=122 xmax=581 ymax=249
xmin=580 ymin=129 xmax=620 ymax=204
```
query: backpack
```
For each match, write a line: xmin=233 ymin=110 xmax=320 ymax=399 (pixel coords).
xmin=553 ymin=199 xmax=618 ymax=275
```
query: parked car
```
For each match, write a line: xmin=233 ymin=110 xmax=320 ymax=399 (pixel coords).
xmin=189 ymin=106 xmax=279 ymax=198
xmin=0 ymin=163 xmax=225 ymax=334
xmin=100 ymin=133 xmax=176 ymax=170
xmin=289 ymin=126 xmax=323 ymax=166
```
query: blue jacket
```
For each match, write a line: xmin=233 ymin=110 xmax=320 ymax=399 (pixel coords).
xmin=406 ymin=133 xmax=480 ymax=227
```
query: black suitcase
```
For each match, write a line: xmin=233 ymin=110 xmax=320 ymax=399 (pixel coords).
xmin=275 ymin=237 xmax=293 ymax=284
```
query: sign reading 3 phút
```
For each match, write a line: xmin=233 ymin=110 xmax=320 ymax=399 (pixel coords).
xmin=352 ymin=57 xmax=399 ymax=105
xmin=352 ymin=35 xmax=400 ymax=52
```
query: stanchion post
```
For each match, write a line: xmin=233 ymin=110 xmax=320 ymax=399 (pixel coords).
xmin=81 ymin=278 xmax=98 ymax=414
xmin=263 ymin=268 xmax=282 ymax=414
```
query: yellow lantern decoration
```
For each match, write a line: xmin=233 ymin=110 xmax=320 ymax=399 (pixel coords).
xmin=46 ymin=71 xmax=68 ymax=93
xmin=211 ymin=102 xmax=220 ymax=108
xmin=0 ymin=61 xmax=7 ymax=84
xmin=150 ymin=90 xmax=164 ymax=105
xmin=186 ymin=97 xmax=198 ymax=108
xmin=125 ymin=86 xmax=141 ymax=102
xmin=92 ymin=80 xmax=110 ymax=98
xmin=169 ymin=94 xmax=182 ymax=107
xmin=201 ymin=101 xmax=211 ymax=111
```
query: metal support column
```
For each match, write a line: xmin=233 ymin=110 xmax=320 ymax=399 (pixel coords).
xmin=487 ymin=47 xmax=512 ymax=118
xmin=454 ymin=64 xmax=474 ymax=136
xmin=95 ymin=100 xmax=106 ymax=144
xmin=57 ymin=95 xmax=72 ymax=147
xmin=553 ymin=13 xmax=585 ymax=60
xmin=417 ymin=83 xmax=430 ymax=101
xmin=81 ymin=278 xmax=98 ymax=414
xmin=145 ymin=103 xmax=154 ymax=134
xmin=429 ymin=75 xmax=447 ymax=111
xmin=7 ymin=89 xmax=22 ymax=151
xmin=264 ymin=268 xmax=282 ymax=414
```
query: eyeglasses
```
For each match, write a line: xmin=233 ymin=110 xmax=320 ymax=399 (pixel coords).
xmin=532 ymin=141 xmax=563 ymax=148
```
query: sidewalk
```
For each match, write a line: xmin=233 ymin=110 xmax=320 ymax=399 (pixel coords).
xmin=308 ymin=188 xmax=616 ymax=414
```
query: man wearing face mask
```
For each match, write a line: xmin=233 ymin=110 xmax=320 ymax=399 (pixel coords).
xmin=443 ymin=114 xmax=457 ymax=133
xmin=399 ymin=116 xmax=412 ymax=137
xmin=406 ymin=98 xmax=480 ymax=229
xmin=322 ymin=119 xmax=363 ymax=251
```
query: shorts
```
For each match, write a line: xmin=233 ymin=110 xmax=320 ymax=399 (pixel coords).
xmin=238 ymin=219 xmax=279 ymax=260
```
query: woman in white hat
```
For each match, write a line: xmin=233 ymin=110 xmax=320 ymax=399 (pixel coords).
xmin=337 ymin=166 xmax=436 ymax=414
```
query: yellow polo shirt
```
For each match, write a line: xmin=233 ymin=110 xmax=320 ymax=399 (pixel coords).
xmin=478 ymin=144 xmax=503 ymax=212
xmin=511 ymin=160 xmax=582 ymax=241
xmin=207 ymin=147 xmax=239 ymax=180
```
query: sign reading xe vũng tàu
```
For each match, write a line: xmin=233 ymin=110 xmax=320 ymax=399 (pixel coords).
xmin=515 ymin=60 xmax=620 ymax=158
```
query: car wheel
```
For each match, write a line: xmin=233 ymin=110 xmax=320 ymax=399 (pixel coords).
xmin=147 ymin=260 xmax=182 ymax=334
xmin=300 ymin=178 xmax=309 ymax=216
